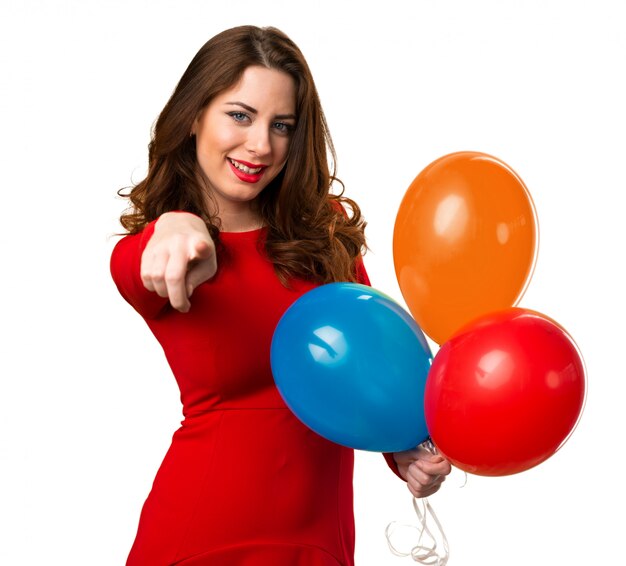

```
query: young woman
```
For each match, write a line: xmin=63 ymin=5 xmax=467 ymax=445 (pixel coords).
xmin=111 ymin=25 xmax=450 ymax=566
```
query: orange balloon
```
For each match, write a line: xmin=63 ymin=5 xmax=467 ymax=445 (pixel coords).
xmin=393 ymin=152 xmax=538 ymax=344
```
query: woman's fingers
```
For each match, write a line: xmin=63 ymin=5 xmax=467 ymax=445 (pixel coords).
xmin=395 ymin=444 xmax=453 ymax=499
xmin=141 ymin=248 xmax=170 ymax=298
xmin=164 ymin=248 xmax=193 ymax=312
xmin=407 ymin=462 xmax=445 ymax=486
xmin=392 ymin=446 xmax=424 ymax=468
xmin=140 ymin=213 xmax=218 ymax=312
xmin=407 ymin=481 xmax=443 ymax=499
xmin=416 ymin=456 xmax=452 ymax=477
xmin=186 ymin=239 xmax=217 ymax=297
xmin=406 ymin=461 xmax=447 ymax=498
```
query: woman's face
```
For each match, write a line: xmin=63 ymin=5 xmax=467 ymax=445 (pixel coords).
xmin=192 ymin=65 xmax=297 ymax=219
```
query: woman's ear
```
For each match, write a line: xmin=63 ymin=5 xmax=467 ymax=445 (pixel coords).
xmin=190 ymin=112 xmax=202 ymax=137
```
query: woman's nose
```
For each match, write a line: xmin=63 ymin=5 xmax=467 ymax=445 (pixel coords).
xmin=245 ymin=123 xmax=271 ymax=158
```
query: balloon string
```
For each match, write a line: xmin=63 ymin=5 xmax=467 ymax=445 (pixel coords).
xmin=385 ymin=439 xmax=452 ymax=564
xmin=385 ymin=497 xmax=449 ymax=565
xmin=458 ymin=470 xmax=468 ymax=488
xmin=423 ymin=438 xmax=437 ymax=455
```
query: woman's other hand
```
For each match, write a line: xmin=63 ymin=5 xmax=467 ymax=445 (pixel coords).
xmin=141 ymin=212 xmax=217 ymax=312
xmin=393 ymin=445 xmax=452 ymax=498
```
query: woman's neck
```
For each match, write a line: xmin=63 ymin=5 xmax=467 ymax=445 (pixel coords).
xmin=216 ymin=207 xmax=264 ymax=233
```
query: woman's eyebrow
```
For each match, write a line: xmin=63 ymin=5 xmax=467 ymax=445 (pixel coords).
xmin=226 ymin=101 xmax=257 ymax=114
xmin=226 ymin=101 xmax=296 ymax=121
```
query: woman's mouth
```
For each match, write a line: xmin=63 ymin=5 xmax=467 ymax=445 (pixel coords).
xmin=227 ymin=158 xmax=267 ymax=183
xmin=228 ymin=158 xmax=266 ymax=175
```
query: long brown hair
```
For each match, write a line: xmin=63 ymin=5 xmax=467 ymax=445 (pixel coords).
xmin=119 ymin=25 xmax=366 ymax=284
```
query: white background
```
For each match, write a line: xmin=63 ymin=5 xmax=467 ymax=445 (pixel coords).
xmin=1 ymin=1 xmax=624 ymax=564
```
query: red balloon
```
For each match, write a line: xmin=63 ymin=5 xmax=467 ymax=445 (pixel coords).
xmin=424 ymin=308 xmax=586 ymax=476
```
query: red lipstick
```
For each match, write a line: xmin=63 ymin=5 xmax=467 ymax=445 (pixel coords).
xmin=227 ymin=158 xmax=267 ymax=183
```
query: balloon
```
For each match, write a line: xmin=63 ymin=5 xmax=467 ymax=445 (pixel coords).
xmin=271 ymin=283 xmax=432 ymax=452
xmin=393 ymin=151 xmax=538 ymax=344
xmin=424 ymin=308 xmax=586 ymax=476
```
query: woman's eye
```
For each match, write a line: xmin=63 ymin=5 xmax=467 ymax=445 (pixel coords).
xmin=228 ymin=111 xmax=249 ymax=122
xmin=273 ymin=121 xmax=294 ymax=134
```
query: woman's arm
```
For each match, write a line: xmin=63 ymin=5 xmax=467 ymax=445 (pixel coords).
xmin=110 ymin=212 xmax=216 ymax=318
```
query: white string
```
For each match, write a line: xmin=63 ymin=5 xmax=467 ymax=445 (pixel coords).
xmin=384 ymin=439 xmax=454 ymax=564
xmin=385 ymin=497 xmax=450 ymax=565
xmin=458 ymin=470 xmax=468 ymax=488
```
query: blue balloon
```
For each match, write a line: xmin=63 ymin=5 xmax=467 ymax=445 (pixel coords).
xmin=270 ymin=283 xmax=432 ymax=452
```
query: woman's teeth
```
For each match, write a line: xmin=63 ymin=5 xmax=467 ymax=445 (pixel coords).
xmin=230 ymin=159 xmax=263 ymax=174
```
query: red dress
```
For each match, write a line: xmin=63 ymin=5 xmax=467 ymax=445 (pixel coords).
xmin=110 ymin=222 xmax=383 ymax=566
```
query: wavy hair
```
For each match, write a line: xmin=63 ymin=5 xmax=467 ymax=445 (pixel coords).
xmin=119 ymin=25 xmax=366 ymax=284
